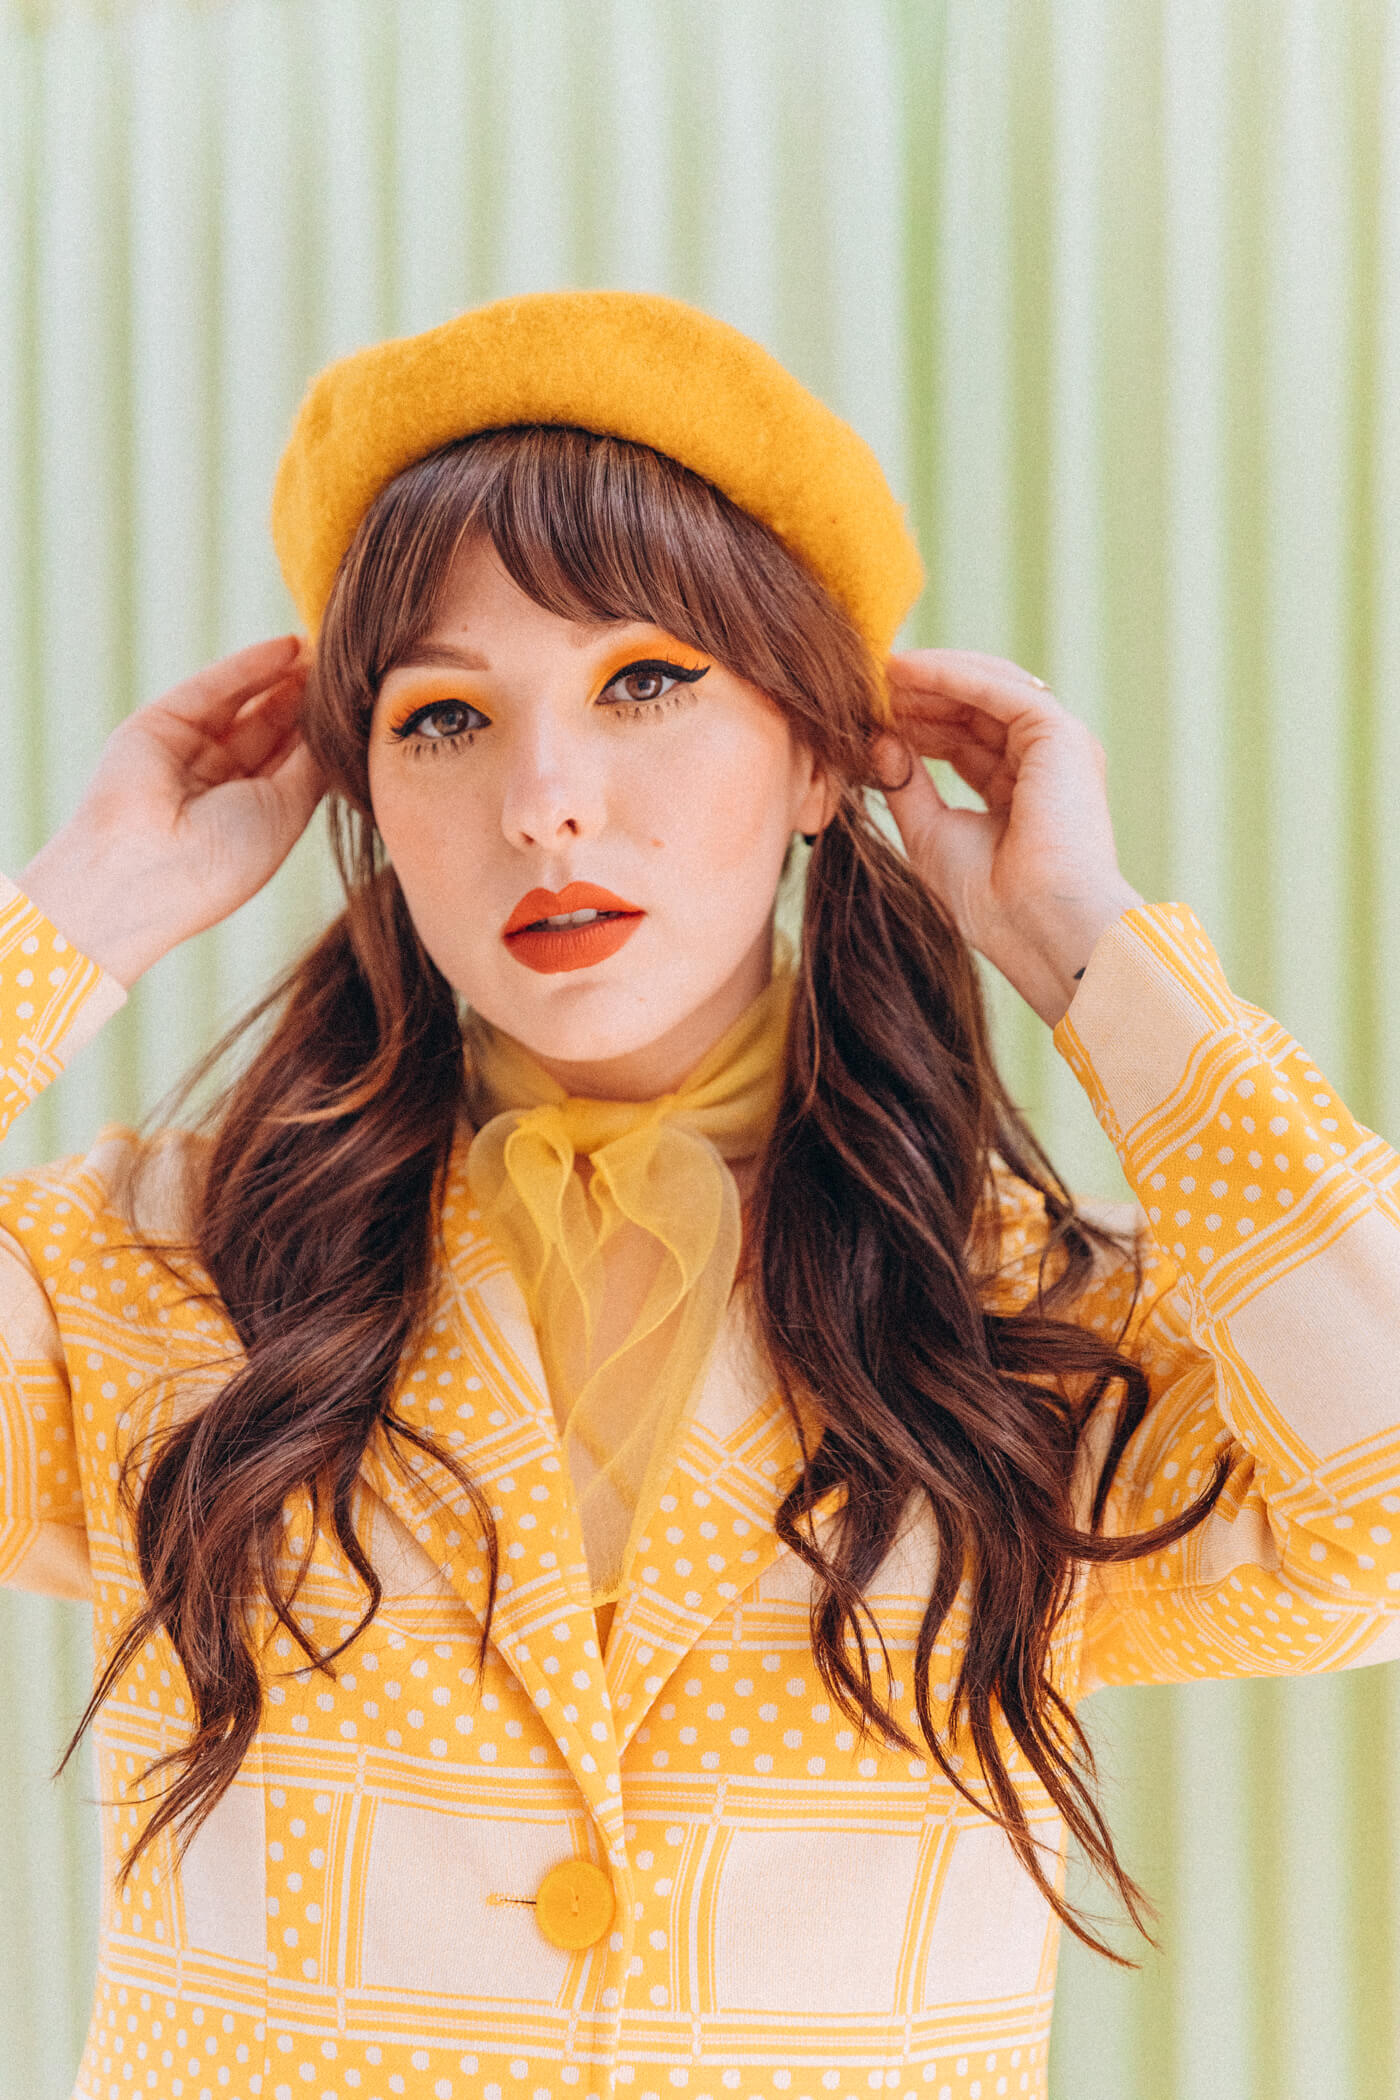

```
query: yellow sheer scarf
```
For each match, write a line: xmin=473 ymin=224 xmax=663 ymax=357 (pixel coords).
xmin=463 ymin=956 xmax=794 ymax=1613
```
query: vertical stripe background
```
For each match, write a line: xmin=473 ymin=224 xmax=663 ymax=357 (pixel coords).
xmin=0 ymin=2 xmax=1397 ymax=2093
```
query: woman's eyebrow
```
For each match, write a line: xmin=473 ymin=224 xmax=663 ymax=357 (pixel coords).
xmin=389 ymin=625 xmax=682 ymax=679
xmin=390 ymin=640 xmax=492 ymax=673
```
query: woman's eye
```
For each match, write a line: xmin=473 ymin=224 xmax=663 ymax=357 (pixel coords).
xmin=601 ymin=658 xmax=710 ymax=709
xmin=388 ymin=697 xmax=487 ymax=749
xmin=386 ymin=657 xmax=708 ymax=748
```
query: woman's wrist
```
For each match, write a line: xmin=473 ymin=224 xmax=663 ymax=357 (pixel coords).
xmin=18 ymin=830 xmax=175 ymax=989
xmin=1022 ymin=882 xmax=1148 ymax=1028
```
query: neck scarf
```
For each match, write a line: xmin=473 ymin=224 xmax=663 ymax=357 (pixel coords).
xmin=463 ymin=958 xmax=794 ymax=1606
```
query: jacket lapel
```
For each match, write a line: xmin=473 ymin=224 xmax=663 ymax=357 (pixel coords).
xmin=601 ymin=1283 xmax=846 ymax=1754
xmin=357 ymin=1149 xmax=629 ymax=1866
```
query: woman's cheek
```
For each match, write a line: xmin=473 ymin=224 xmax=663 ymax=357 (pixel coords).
xmin=666 ymin=728 xmax=794 ymax=878
xmin=374 ymin=758 xmax=488 ymax=870
xmin=372 ymin=787 xmax=499 ymax=985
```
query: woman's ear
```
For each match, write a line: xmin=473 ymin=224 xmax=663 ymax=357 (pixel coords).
xmin=795 ymin=765 xmax=840 ymax=846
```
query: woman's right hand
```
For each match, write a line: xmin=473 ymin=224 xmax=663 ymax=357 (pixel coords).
xmin=18 ymin=634 xmax=326 ymax=988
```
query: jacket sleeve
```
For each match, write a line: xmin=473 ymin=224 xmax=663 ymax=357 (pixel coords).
xmin=0 ymin=872 xmax=128 ymax=1596
xmin=1045 ymin=900 xmax=1400 ymax=1697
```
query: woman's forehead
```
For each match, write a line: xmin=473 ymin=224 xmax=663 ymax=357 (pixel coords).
xmin=424 ymin=534 xmax=647 ymax=640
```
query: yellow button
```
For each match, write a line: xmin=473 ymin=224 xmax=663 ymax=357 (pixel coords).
xmin=534 ymin=1858 xmax=615 ymax=1950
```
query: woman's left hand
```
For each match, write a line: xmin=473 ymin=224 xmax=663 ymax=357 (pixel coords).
xmin=876 ymin=650 xmax=1147 ymax=1029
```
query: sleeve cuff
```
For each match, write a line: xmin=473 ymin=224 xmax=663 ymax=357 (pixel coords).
xmin=0 ymin=870 xmax=129 ymax=1082
xmin=1050 ymin=901 xmax=1239 ymax=1151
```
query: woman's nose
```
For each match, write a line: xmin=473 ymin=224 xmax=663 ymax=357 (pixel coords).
xmin=499 ymin=730 xmax=605 ymax=851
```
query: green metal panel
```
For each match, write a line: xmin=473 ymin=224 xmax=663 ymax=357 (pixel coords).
xmin=0 ymin=2 xmax=1397 ymax=2094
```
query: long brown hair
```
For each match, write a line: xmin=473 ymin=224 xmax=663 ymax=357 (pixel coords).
xmin=63 ymin=422 xmax=1227 ymax=1962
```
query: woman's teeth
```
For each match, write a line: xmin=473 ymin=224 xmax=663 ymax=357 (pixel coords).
xmin=536 ymin=908 xmax=606 ymax=929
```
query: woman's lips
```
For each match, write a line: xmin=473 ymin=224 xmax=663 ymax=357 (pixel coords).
xmin=502 ymin=881 xmax=642 ymax=936
xmin=502 ymin=881 xmax=645 ymax=976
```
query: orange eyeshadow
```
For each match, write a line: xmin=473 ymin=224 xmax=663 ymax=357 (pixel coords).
xmin=381 ymin=635 xmax=709 ymax=732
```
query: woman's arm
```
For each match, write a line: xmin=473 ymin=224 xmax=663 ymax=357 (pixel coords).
xmin=0 ymin=633 xmax=324 ymax=1593
xmin=1053 ymin=899 xmax=1400 ymax=1693
xmin=0 ymin=876 xmax=129 ymax=1593
xmin=877 ymin=648 xmax=1400 ymax=1689
xmin=0 ymin=875 xmax=128 ymax=1138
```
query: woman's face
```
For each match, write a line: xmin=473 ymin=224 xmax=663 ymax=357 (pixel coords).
xmin=366 ymin=535 xmax=831 ymax=1096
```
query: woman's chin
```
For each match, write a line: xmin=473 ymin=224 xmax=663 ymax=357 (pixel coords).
xmin=469 ymin=955 xmax=699 ymax=1068
xmin=452 ymin=915 xmax=776 ymax=1084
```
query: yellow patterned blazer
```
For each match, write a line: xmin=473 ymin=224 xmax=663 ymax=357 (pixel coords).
xmin=2 ymin=871 xmax=1399 ymax=2100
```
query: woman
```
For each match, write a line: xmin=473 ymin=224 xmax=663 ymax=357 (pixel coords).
xmin=6 ymin=288 xmax=1399 ymax=2100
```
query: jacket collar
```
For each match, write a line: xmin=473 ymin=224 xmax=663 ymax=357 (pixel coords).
xmin=359 ymin=1158 xmax=842 ymax=1824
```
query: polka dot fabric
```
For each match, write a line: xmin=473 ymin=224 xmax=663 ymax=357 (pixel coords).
xmin=1050 ymin=905 xmax=1400 ymax=1693
xmin=2 ymin=873 xmax=1399 ymax=2100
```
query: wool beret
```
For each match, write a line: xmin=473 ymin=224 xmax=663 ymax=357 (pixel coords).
xmin=270 ymin=288 xmax=925 ymax=689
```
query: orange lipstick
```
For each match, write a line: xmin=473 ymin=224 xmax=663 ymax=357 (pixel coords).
xmin=502 ymin=881 xmax=645 ymax=975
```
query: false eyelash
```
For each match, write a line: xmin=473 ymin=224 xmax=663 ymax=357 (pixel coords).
xmin=604 ymin=658 xmax=710 ymax=696
xmin=387 ymin=656 xmax=710 ymax=754
xmin=600 ymin=657 xmax=710 ymax=717
xmin=387 ymin=699 xmax=484 ymax=756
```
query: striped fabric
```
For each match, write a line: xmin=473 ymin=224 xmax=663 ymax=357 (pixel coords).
xmin=1 ymin=870 xmax=1397 ymax=2100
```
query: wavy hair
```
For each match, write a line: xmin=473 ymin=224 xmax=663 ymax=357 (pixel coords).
xmin=61 ymin=422 xmax=1228 ymax=1962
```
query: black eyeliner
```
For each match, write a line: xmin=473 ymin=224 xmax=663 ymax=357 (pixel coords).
xmin=387 ymin=656 xmax=709 ymax=748
xmin=605 ymin=657 xmax=710 ymax=690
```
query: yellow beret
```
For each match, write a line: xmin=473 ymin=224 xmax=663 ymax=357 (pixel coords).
xmin=271 ymin=288 xmax=924 ymax=680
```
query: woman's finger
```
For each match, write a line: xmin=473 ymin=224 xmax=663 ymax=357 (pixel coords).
xmin=219 ymin=672 xmax=311 ymax=777
xmin=872 ymin=736 xmax=951 ymax=851
xmin=888 ymin=706 xmax=991 ymax=766
xmin=262 ymin=729 xmax=328 ymax=832
xmin=180 ymin=672 xmax=308 ymax=790
xmin=913 ymin=730 xmax=1010 ymax=804
xmin=148 ymin=635 xmax=307 ymax=736
xmin=889 ymin=691 xmax=1010 ymax=753
xmin=885 ymin=651 xmax=1068 ymax=725
xmin=873 ymin=733 xmax=1004 ymax=843
xmin=888 ymin=646 xmax=1047 ymax=687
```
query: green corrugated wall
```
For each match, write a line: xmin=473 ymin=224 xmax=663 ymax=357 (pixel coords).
xmin=1 ymin=2 xmax=1398 ymax=2093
